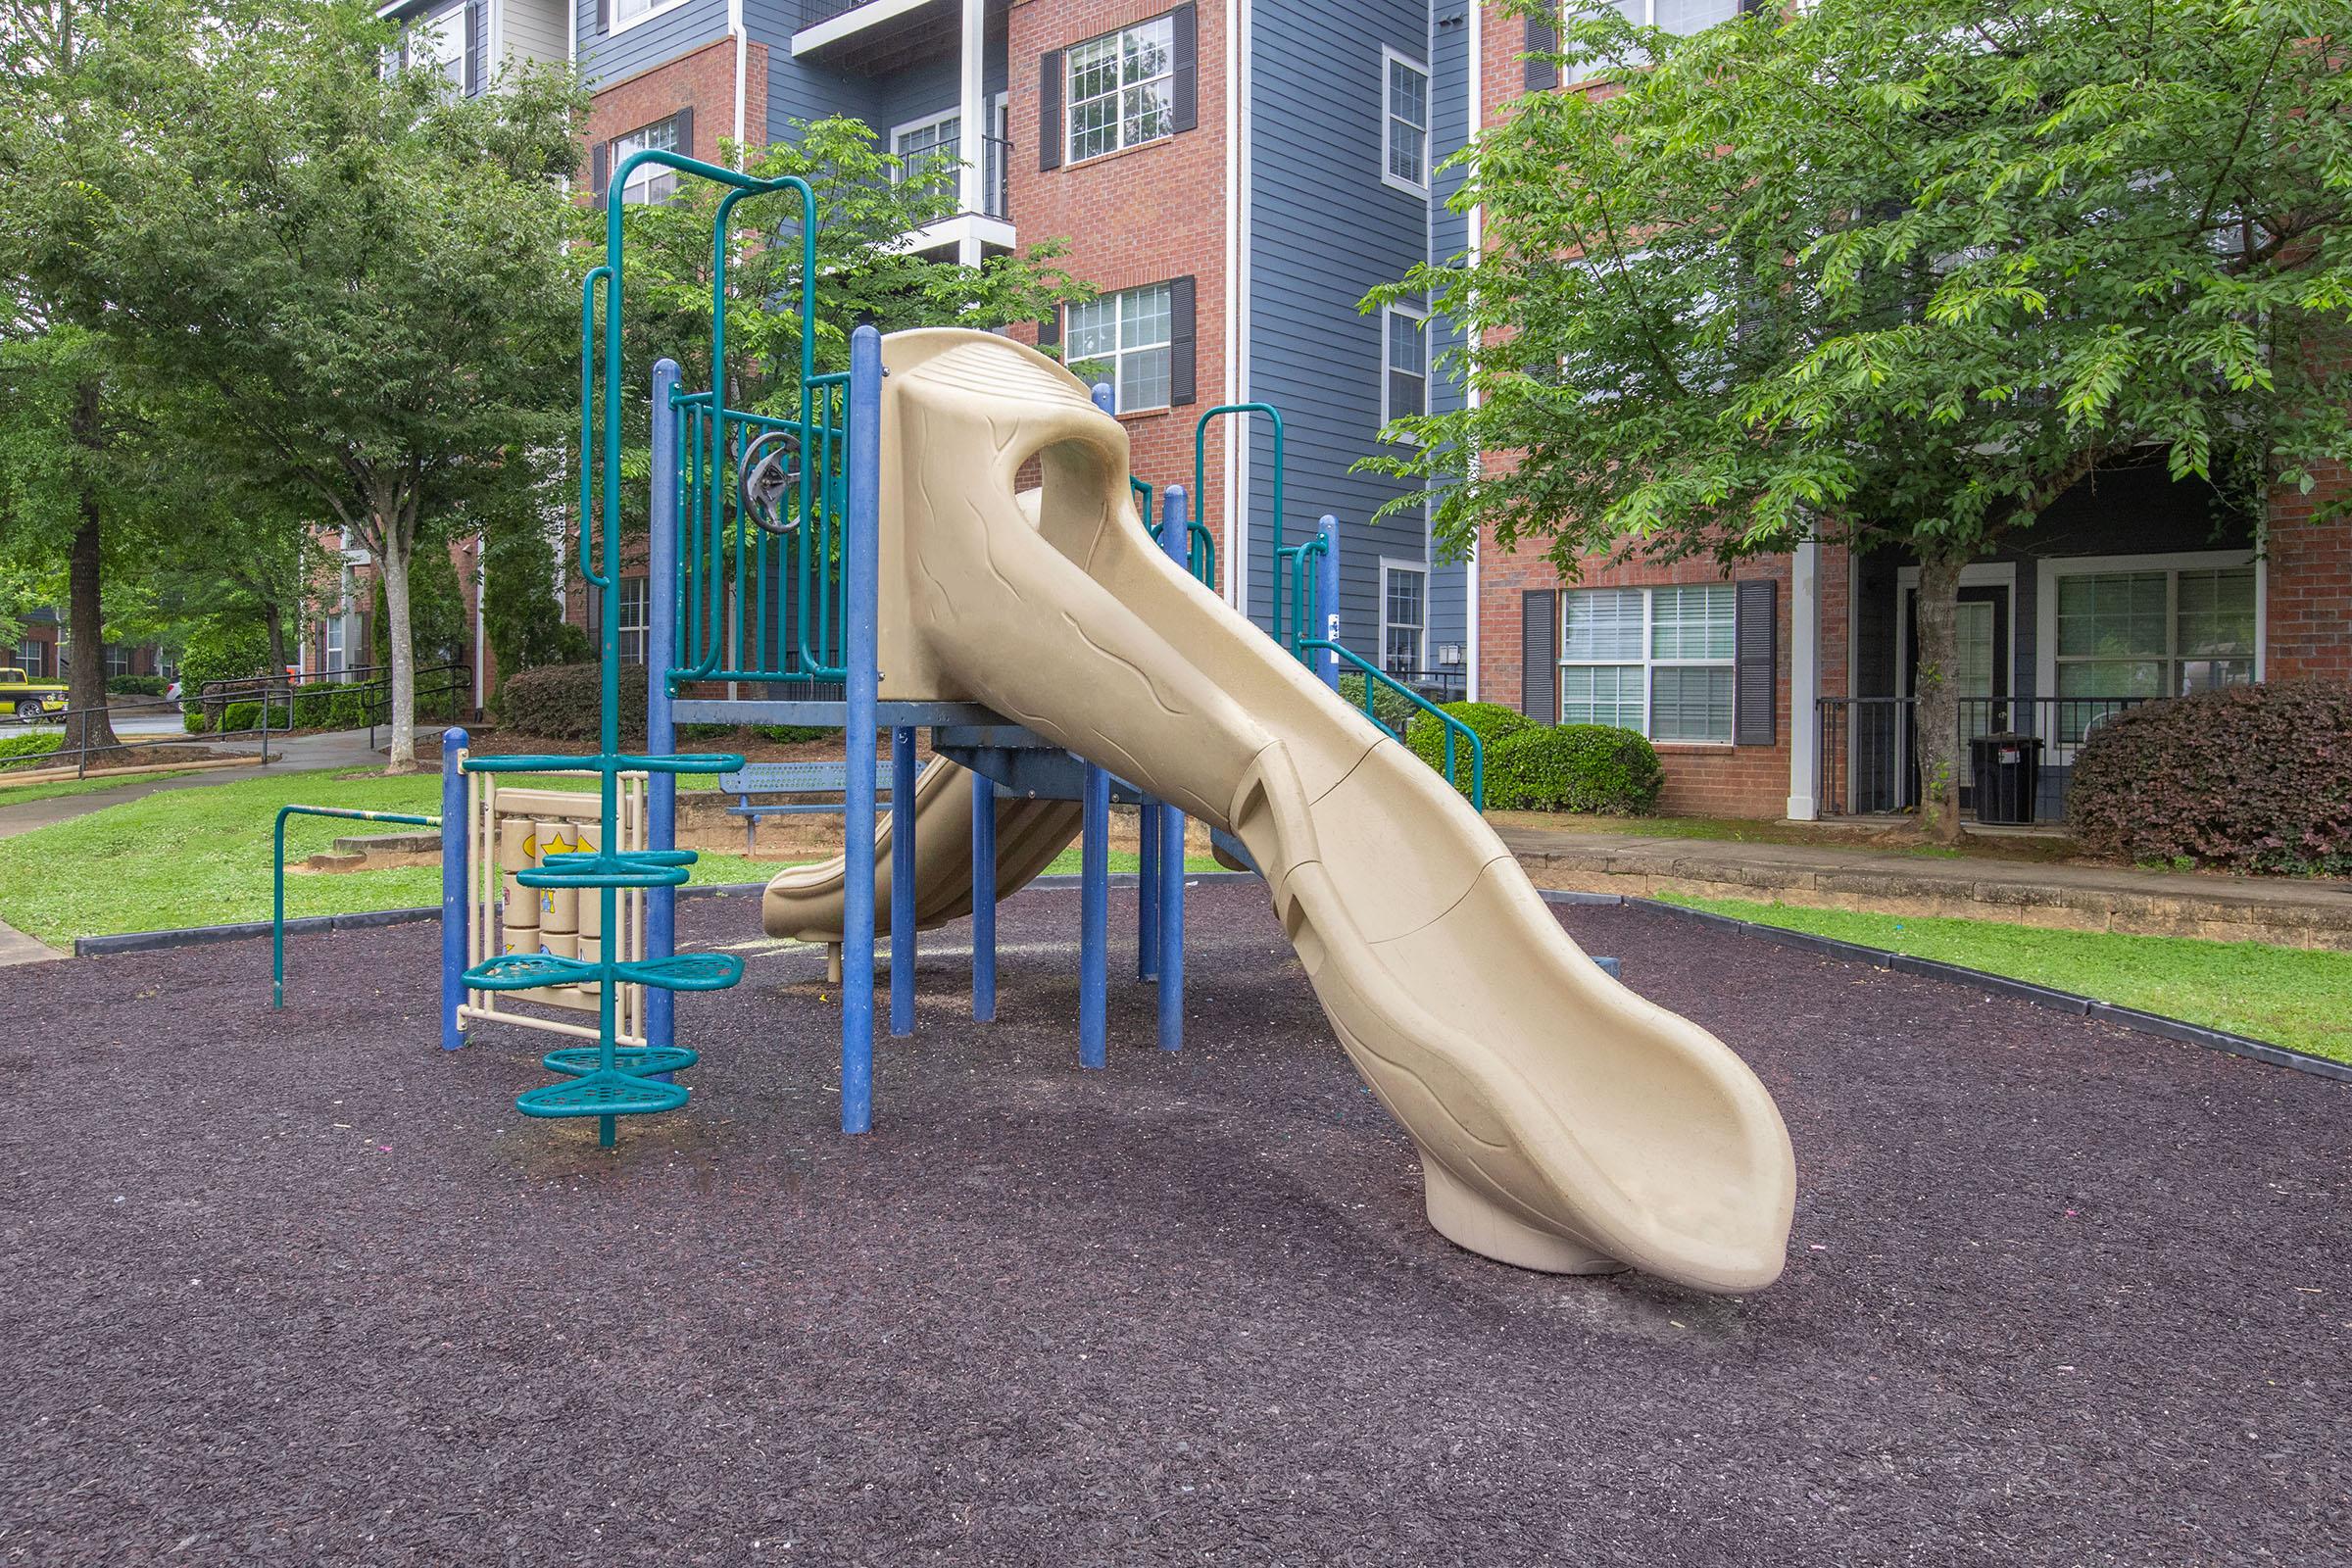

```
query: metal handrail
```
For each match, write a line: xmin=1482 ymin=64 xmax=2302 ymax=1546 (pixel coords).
xmin=1306 ymin=638 xmax=1485 ymax=810
xmin=1195 ymin=403 xmax=1282 ymax=601
xmin=273 ymin=804 xmax=442 ymax=1008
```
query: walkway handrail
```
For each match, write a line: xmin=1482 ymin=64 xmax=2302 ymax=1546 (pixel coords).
xmin=272 ymin=804 xmax=442 ymax=1008
xmin=1305 ymin=639 xmax=1485 ymax=810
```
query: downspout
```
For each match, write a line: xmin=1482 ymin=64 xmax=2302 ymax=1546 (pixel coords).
xmin=1463 ymin=0 xmax=1483 ymax=701
xmin=730 ymin=0 xmax=748 ymax=149
xmin=1225 ymin=0 xmax=1250 ymax=612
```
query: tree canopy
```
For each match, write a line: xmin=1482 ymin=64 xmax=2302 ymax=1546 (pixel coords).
xmin=1368 ymin=0 xmax=2352 ymax=836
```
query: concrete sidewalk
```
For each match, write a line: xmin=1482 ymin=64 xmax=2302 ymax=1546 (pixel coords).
xmin=1493 ymin=816 xmax=2352 ymax=950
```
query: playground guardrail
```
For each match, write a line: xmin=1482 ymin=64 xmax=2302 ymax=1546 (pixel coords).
xmin=1307 ymin=638 xmax=1485 ymax=810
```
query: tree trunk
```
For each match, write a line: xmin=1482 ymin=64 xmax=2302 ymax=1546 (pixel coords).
xmin=379 ymin=534 xmax=418 ymax=773
xmin=1913 ymin=549 xmax=1969 ymax=846
xmin=66 ymin=381 xmax=120 ymax=755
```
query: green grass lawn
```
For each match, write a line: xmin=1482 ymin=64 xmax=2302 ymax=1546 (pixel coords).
xmin=0 ymin=770 xmax=203 ymax=809
xmin=0 ymin=766 xmax=1220 ymax=946
xmin=1661 ymin=894 xmax=2352 ymax=1064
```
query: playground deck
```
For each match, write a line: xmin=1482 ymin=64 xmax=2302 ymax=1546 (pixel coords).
xmin=3 ymin=882 xmax=2344 ymax=1564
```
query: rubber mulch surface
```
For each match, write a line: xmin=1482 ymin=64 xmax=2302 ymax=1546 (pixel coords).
xmin=1 ymin=881 xmax=2344 ymax=1566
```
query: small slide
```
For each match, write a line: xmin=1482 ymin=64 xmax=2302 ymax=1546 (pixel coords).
xmin=765 ymin=330 xmax=1795 ymax=1293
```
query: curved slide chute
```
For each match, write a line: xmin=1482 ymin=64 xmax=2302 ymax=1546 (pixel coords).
xmin=765 ymin=329 xmax=1795 ymax=1294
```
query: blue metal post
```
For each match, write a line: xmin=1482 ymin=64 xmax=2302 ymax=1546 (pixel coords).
xmin=1156 ymin=490 xmax=1189 ymax=1051
xmin=1138 ymin=801 xmax=1160 ymax=981
xmin=971 ymin=773 xmax=997 ymax=1021
xmin=440 ymin=727 xmax=468 ymax=1051
xmin=1316 ymin=514 xmax=1343 ymax=693
xmin=1079 ymin=761 xmax=1109 ymax=1068
xmin=646 ymin=359 xmax=680 ymax=1054
xmin=890 ymin=724 xmax=917 ymax=1036
xmin=842 ymin=325 xmax=882 ymax=1134
xmin=1091 ymin=382 xmax=1114 ymax=416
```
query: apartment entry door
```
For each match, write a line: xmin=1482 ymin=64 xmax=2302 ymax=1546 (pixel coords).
xmin=1901 ymin=583 xmax=2010 ymax=809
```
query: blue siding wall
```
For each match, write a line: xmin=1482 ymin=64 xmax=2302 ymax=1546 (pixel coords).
xmin=1423 ymin=6 xmax=1472 ymax=666
xmin=747 ymin=0 xmax=887 ymax=134
xmin=1248 ymin=0 xmax=1433 ymax=665
xmin=576 ymin=0 xmax=729 ymax=88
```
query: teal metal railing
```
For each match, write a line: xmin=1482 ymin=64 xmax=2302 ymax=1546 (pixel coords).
xmin=1306 ymin=640 xmax=1486 ymax=810
xmin=272 ymin=805 xmax=442 ymax=1009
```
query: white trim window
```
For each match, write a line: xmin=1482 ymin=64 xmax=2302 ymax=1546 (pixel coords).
xmin=1067 ymin=15 xmax=1176 ymax=164
xmin=1560 ymin=583 xmax=1736 ymax=742
xmin=614 ymin=117 xmax=681 ymax=207
xmin=1066 ymin=283 xmax=1175 ymax=413
xmin=1381 ymin=561 xmax=1427 ymax=676
xmin=1382 ymin=304 xmax=1427 ymax=428
xmin=893 ymin=110 xmax=962 ymax=204
xmin=1382 ymin=47 xmax=1430 ymax=194
xmin=1572 ymin=0 xmax=1743 ymax=82
xmin=410 ymin=7 xmax=465 ymax=89
xmin=323 ymin=615 xmax=347 ymax=676
xmin=612 ymin=0 xmax=690 ymax=35
xmin=618 ymin=575 xmax=650 ymax=666
xmin=2052 ymin=563 xmax=2256 ymax=711
xmin=104 ymin=644 xmax=132 ymax=679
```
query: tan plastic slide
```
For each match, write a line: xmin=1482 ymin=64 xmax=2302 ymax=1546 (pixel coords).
xmin=764 ymin=329 xmax=1796 ymax=1293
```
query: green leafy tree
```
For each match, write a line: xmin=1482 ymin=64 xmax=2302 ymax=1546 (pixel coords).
xmin=0 ymin=0 xmax=585 ymax=771
xmin=1368 ymin=0 xmax=2352 ymax=840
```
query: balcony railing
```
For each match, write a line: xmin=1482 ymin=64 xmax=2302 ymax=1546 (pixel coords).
xmin=896 ymin=135 xmax=1011 ymax=226
xmin=1818 ymin=694 xmax=2154 ymax=822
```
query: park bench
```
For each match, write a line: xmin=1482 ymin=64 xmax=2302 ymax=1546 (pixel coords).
xmin=716 ymin=761 xmax=892 ymax=854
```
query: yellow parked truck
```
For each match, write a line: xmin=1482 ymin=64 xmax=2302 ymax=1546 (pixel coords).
xmin=0 ymin=667 xmax=69 ymax=723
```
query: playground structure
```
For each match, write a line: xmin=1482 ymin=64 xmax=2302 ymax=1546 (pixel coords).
xmin=273 ymin=147 xmax=1794 ymax=1293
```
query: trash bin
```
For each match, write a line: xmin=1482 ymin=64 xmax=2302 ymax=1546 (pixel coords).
xmin=1969 ymin=732 xmax=2043 ymax=825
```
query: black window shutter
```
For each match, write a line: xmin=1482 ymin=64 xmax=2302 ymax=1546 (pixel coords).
xmin=1522 ymin=590 xmax=1558 ymax=721
xmin=1525 ymin=15 xmax=1558 ymax=94
xmin=673 ymin=105 xmax=694 ymax=163
xmin=465 ymin=0 xmax=485 ymax=97
xmin=1168 ymin=275 xmax=1197 ymax=406
xmin=591 ymin=141 xmax=610 ymax=198
xmin=1037 ymin=308 xmax=1060 ymax=351
xmin=1734 ymin=578 xmax=1777 ymax=745
xmin=1170 ymin=5 xmax=1199 ymax=133
xmin=1039 ymin=51 xmax=1063 ymax=171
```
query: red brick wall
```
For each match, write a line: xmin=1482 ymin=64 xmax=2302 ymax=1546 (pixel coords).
xmin=583 ymin=38 xmax=762 ymax=170
xmin=1006 ymin=0 xmax=1231 ymax=591
xmin=2267 ymin=461 xmax=2352 ymax=682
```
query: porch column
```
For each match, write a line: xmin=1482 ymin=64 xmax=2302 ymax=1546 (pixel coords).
xmin=957 ymin=0 xmax=985 ymax=223
xmin=1787 ymin=536 xmax=1822 ymax=820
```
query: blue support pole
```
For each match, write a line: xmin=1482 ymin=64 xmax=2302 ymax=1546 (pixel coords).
xmin=1138 ymin=800 xmax=1160 ymax=981
xmin=890 ymin=724 xmax=917 ymax=1036
xmin=1315 ymin=514 xmax=1343 ymax=693
xmin=971 ymin=773 xmax=997 ymax=1022
xmin=1156 ymin=489 xmax=1190 ymax=1051
xmin=1091 ymin=382 xmax=1115 ymax=416
xmin=1079 ymin=760 xmax=1109 ymax=1069
xmin=439 ymin=727 xmax=469 ymax=1051
xmin=646 ymin=359 xmax=681 ymax=1055
xmin=842 ymin=325 xmax=882 ymax=1134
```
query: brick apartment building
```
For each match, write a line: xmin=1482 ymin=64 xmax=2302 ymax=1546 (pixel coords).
xmin=392 ymin=0 xmax=2351 ymax=818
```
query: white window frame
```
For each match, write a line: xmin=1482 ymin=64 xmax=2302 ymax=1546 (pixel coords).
xmin=1064 ymin=15 xmax=1178 ymax=165
xmin=618 ymin=575 xmax=650 ymax=666
xmin=324 ymin=615 xmax=347 ymax=676
xmin=1380 ymin=558 xmax=1428 ymax=676
xmin=2034 ymin=550 xmax=2264 ymax=725
xmin=614 ymin=116 xmax=682 ymax=207
xmin=1381 ymin=46 xmax=1431 ymax=196
xmin=1380 ymin=303 xmax=1428 ymax=434
xmin=1063 ymin=282 xmax=1176 ymax=414
xmin=891 ymin=108 xmax=964 ymax=195
xmin=411 ymin=5 xmax=466 ymax=89
xmin=105 ymin=644 xmax=132 ymax=679
xmin=1570 ymin=0 xmax=1744 ymax=84
xmin=610 ymin=0 xmax=692 ymax=38
xmin=1558 ymin=582 xmax=1738 ymax=745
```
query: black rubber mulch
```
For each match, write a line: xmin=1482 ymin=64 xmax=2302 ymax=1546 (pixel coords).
xmin=2 ymin=883 xmax=2345 ymax=1566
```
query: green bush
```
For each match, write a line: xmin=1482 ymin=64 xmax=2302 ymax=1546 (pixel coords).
xmin=177 ymin=620 xmax=272 ymax=698
xmin=220 ymin=701 xmax=261 ymax=733
xmin=107 ymin=675 xmax=168 ymax=697
xmin=1487 ymin=724 xmax=1664 ymax=814
xmin=2069 ymin=681 xmax=2352 ymax=876
xmin=1337 ymin=671 xmax=1421 ymax=737
xmin=0 ymin=733 xmax=64 ymax=768
xmin=493 ymin=662 xmax=646 ymax=747
xmin=1405 ymin=701 xmax=1532 ymax=802
xmin=757 ymin=724 xmax=838 ymax=745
